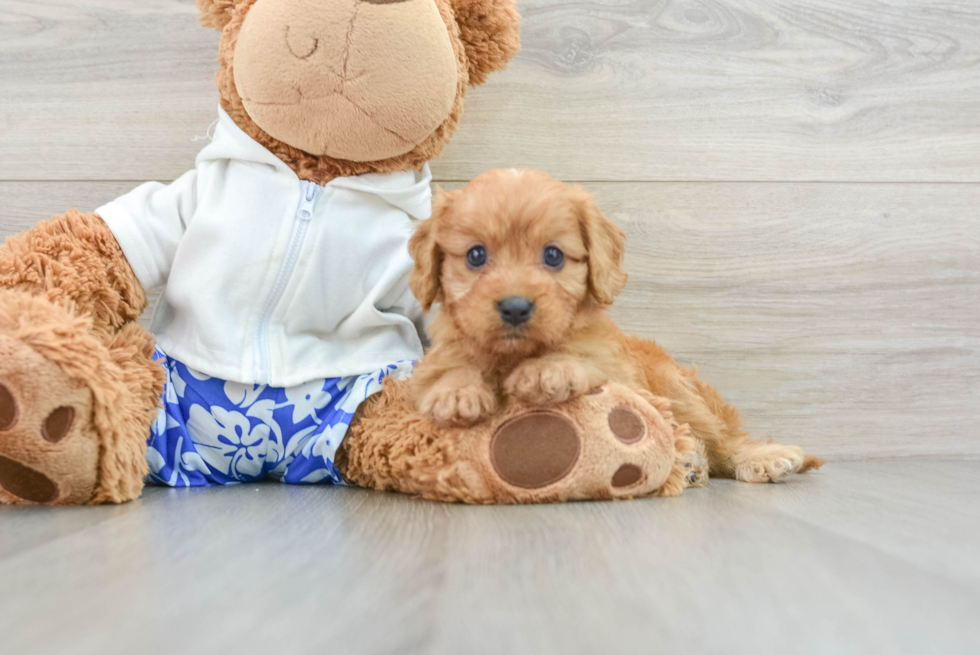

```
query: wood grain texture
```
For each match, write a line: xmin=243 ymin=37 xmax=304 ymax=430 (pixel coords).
xmin=3 ymin=181 xmax=978 ymax=459
xmin=1 ymin=460 xmax=979 ymax=655
xmin=1 ymin=0 xmax=979 ymax=182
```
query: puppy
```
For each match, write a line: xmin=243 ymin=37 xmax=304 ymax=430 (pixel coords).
xmin=408 ymin=169 xmax=824 ymax=483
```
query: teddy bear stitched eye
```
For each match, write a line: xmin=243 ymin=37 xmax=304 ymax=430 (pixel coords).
xmin=467 ymin=245 xmax=488 ymax=270
xmin=543 ymin=246 xmax=565 ymax=269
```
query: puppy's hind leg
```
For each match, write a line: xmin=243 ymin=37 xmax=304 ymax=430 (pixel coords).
xmin=681 ymin=370 xmax=825 ymax=483
xmin=625 ymin=335 xmax=825 ymax=483
xmin=731 ymin=441 xmax=827 ymax=483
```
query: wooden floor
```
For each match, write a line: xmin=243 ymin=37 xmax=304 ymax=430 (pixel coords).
xmin=1 ymin=460 xmax=978 ymax=654
xmin=1 ymin=1 xmax=979 ymax=652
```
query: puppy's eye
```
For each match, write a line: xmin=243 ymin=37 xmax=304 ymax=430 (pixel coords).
xmin=466 ymin=245 xmax=488 ymax=270
xmin=543 ymin=246 xmax=565 ymax=270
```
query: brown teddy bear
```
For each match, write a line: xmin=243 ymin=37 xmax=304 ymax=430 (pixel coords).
xmin=0 ymin=0 xmax=700 ymax=506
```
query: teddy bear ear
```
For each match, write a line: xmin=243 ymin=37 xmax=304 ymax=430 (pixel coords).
xmin=450 ymin=0 xmax=522 ymax=86
xmin=196 ymin=0 xmax=239 ymax=30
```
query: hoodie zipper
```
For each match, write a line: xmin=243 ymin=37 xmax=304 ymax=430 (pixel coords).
xmin=253 ymin=180 xmax=323 ymax=384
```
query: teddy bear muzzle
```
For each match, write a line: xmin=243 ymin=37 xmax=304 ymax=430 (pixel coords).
xmin=232 ymin=0 xmax=460 ymax=161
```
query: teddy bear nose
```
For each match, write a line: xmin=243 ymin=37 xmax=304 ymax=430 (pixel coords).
xmin=498 ymin=297 xmax=535 ymax=327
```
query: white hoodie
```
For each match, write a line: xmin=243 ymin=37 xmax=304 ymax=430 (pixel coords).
xmin=97 ymin=109 xmax=430 ymax=387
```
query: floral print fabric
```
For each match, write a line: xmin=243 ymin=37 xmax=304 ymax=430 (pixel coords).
xmin=146 ymin=348 xmax=414 ymax=487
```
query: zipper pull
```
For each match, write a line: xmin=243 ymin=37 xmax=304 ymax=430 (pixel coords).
xmin=297 ymin=182 xmax=319 ymax=221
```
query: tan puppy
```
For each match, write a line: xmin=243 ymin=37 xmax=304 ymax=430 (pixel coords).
xmin=408 ymin=169 xmax=824 ymax=483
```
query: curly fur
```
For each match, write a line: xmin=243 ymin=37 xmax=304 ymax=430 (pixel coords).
xmin=0 ymin=211 xmax=147 ymax=338
xmin=342 ymin=383 xmax=488 ymax=504
xmin=451 ymin=0 xmax=522 ymax=86
xmin=196 ymin=0 xmax=238 ymax=29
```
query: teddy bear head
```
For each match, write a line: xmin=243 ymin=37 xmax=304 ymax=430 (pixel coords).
xmin=196 ymin=0 xmax=521 ymax=182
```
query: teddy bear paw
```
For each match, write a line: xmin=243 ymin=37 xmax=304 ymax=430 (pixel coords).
xmin=485 ymin=385 xmax=690 ymax=501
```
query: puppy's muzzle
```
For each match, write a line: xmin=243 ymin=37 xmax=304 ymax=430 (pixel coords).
xmin=498 ymin=297 xmax=535 ymax=327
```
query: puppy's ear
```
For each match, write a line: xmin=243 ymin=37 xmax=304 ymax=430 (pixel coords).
xmin=451 ymin=0 xmax=522 ymax=86
xmin=575 ymin=189 xmax=628 ymax=305
xmin=409 ymin=190 xmax=453 ymax=311
xmin=196 ymin=0 xmax=239 ymax=30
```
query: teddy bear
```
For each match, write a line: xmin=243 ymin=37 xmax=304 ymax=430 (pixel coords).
xmin=0 ymin=0 xmax=699 ymax=506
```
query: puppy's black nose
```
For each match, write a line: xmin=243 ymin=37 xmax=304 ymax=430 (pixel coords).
xmin=498 ymin=297 xmax=535 ymax=327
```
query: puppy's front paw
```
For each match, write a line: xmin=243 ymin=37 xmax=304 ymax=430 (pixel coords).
xmin=505 ymin=357 xmax=591 ymax=406
xmin=420 ymin=380 xmax=497 ymax=428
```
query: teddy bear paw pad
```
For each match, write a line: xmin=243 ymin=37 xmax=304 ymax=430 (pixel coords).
xmin=0 ymin=456 xmax=59 ymax=504
xmin=42 ymin=406 xmax=75 ymax=443
xmin=608 ymin=406 xmax=645 ymax=444
xmin=490 ymin=411 xmax=581 ymax=489
xmin=611 ymin=463 xmax=643 ymax=488
xmin=0 ymin=383 xmax=16 ymax=431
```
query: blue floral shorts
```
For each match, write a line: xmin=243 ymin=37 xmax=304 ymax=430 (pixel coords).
xmin=146 ymin=348 xmax=414 ymax=487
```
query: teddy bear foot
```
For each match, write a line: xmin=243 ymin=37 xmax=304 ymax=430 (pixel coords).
xmin=345 ymin=381 xmax=698 ymax=504
xmin=0 ymin=335 xmax=101 ymax=506
xmin=0 ymin=290 xmax=160 ymax=506
xmin=486 ymin=394 xmax=677 ymax=501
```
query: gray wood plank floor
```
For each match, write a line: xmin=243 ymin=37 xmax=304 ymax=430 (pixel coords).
xmin=1 ymin=459 xmax=978 ymax=655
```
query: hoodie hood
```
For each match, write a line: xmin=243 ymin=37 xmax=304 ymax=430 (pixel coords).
xmin=198 ymin=108 xmax=433 ymax=220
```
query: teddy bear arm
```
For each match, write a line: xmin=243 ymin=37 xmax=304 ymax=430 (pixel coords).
xmin=0 ymin=210 xmax=147 ymax=336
